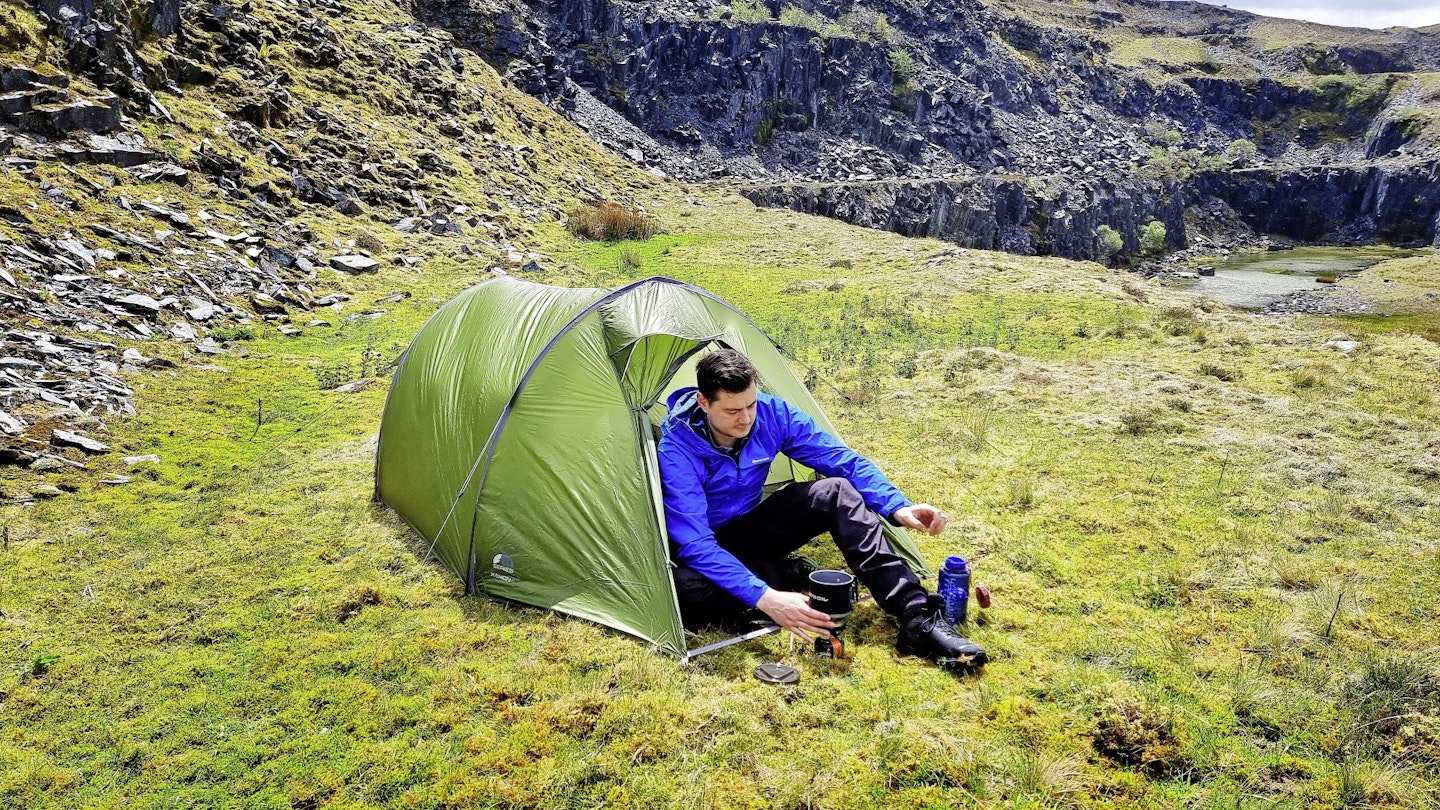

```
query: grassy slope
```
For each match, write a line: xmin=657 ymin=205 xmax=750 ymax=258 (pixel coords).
xmin=2 ymin=3 xmax=1440 ymax=810
xmin=4 ymin=193 xmax=1439 ymax=807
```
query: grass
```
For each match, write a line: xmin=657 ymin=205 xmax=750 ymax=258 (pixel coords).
xmin=3 ymin=1 xmax=1440 ymax=808
xmin=566 ymin=200 xmax=657 ymax=242
xmin=10 ymin=187 xmax=1439 ymax=806
xmin=1108 ymin=37 xmax=1212 ymax=71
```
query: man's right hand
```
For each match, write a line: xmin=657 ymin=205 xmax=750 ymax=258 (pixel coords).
xmin=756 ymin=588 xmax=835 ymax=641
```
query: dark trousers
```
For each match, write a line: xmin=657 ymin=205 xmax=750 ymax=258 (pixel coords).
xmin=672 ymin=478 xmax=928 ymax=629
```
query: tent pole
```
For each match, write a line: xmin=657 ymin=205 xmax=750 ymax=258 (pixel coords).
xmin=682 ymin=596 xmax=873 ymax=663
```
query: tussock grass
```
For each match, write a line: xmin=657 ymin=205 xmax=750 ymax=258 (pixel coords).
xmin=566 ymin=200 xmax=657 ymax=242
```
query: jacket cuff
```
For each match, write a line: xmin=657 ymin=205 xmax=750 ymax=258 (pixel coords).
xmin=739 ymin=578 xmax=768 ymax=608
xmin=881 ymin=495 xmax=911 ymax=525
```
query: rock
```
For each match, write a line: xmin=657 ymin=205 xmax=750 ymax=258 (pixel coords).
xmin=127 ymin=163 xmax=190 ymax=183
xmin=251 ymin=292 xmax=287 ymax=313
xmin=115 ymin=293 xmax=163 ymax=314
xmin=30 ymin=456 xmax=69 ymax=471
xmin=56 ymin=132 xmax=159 ymax=167
xmin=51 ymin=429 xmax=110 ymax=454
xmin=54 ymin=238 xmax=97 ymax=266
xmin=330 ymin=254 xmax=380 ymax=273
xmin=0 ymin=410 xmax=24 ymax=435
xmin=121 ymin=348 xmax=175 ymax=368
xmin=31 ymin=485 xmax=64 ymax=498
xmin=124 ymin=454 xmax=161 ymax=465
xmin=277 ymin=325 xmax=302 ymax=337
xmin=100 ymin=475 xmax=131 ymax=485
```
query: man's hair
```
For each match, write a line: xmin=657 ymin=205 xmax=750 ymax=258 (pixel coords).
xmin=696 ymin=349 xmax=758 ymax=400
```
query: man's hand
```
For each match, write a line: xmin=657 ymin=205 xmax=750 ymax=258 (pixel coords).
xmin=893 ymin=503 xmax=947 ymax=535
xmin=756 ymin=588 xmax=835 ymax=641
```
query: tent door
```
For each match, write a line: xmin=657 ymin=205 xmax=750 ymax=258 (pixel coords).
xmin=611 ymin=333 xmax=718 ymax=411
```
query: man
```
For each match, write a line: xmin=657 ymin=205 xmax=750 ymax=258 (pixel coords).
xmin=658 ymin=348 xmax=987 ymax=672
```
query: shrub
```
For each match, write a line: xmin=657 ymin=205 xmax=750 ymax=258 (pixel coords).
xmin=888 ymin=48 xmax=916 ymax=85
xmin=729 ymin=1 xmax=771 ymax=23
xmin=778 ymin=6 xmax=821 ymax=30
xmin=1143 ymin=121 xmax=1183 ymax=147
xmin=1139 ymin=220 xmax=1167 ymax=256
xmin=1225 ymin=138 xmax=1258 ymax=166
xmin=567 ymin=201 xmax=655 ymax=242
xmin=1095 ymin=224 xmax=1123 ymax=264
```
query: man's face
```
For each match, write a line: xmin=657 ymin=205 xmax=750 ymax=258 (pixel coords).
xmin=698 ymin=384 xmax=758 ymax=445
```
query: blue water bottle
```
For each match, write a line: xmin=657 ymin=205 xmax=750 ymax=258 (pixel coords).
xmin=937 ymin=556 xmax=970 ymax=625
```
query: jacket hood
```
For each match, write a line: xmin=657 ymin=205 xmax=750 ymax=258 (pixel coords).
xmin=663 ymin=386 xmax=701 ymax=431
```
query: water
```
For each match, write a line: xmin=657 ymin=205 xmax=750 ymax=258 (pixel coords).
xmin=1179 ymin=246 xmax=1421 ymax=309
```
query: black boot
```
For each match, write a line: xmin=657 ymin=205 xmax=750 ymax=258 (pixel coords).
xmin=896 ymin=595 xmax=988 ymax=673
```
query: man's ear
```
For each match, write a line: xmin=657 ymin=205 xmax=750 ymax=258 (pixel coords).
xmin=695 ymin=391 xmax=710 ymax=411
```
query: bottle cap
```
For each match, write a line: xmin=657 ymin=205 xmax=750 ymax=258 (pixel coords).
xmin=944 ymin=555 xmax=968 ymax=572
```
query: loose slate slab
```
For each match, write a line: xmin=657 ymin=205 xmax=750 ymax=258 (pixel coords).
xmin=115 ymin=293 xmax=163 ymax=313
xmin=329 ymin=254 xmax=380 ymax=273
xmin=52 ymin=429 xmax=111 ymax=454
xmin=0 ymin=409 xmax=24 ymax=434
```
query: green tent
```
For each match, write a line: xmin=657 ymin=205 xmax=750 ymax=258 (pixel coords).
xmin=375 ymin=275 xmax=929 ymax=658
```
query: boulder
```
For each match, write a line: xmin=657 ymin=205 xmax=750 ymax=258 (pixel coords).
xmin=330 ymin=255 xmax=380 ymax=273
xmin=52 ymin=429 xmax=111 ymax=454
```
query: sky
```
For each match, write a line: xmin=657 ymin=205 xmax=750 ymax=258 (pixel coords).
xmin=1200 ymin=0 xmax=1440 ymax=28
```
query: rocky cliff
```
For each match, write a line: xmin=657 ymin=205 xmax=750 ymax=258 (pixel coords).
xmin=418 ymin=0 xmax=1440 ymax=259
xmin=0 ymin=0 xmax=656 ymax=485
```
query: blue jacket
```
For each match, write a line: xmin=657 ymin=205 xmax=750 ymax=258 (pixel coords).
xmin=657 ymin=387 xmax=911 ymax=607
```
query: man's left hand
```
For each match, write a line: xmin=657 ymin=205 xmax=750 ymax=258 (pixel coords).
xmin=893 ymin=504 xmax=947 ymax=535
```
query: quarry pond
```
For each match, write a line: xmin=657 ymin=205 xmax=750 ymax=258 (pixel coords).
xmin=1179 ymin=246 xmax=1424 ymax=309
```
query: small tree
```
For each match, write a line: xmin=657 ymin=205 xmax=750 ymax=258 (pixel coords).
xmin=889 ymin=48 xmax=916 ymax=84
xmin=1140 ymin=220 xmax=1167 ymax=257
xmin=1225 ymin=138 xmax=1258 ymax=167
xmin=1096 ymin=224 xmax=1124 ymax=264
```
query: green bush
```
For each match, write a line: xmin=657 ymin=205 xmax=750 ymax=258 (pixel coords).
xmin=778 ymin=6 xmax=821 ymax=30
xmin=1096 ymin=224 xmax=1124 ymax=264
xmin=888 ymin=48 xmax=917 ymax=85
xmin=1224 ymin=138 xmax=1258 ymax=166
xmin=729 ymin=1 xmax=771 ymax=23
xmin=1140 ymin=220 xmax=1167 ymax=256
xmin=1143 ymin=121 xmax=1183 ymax=147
